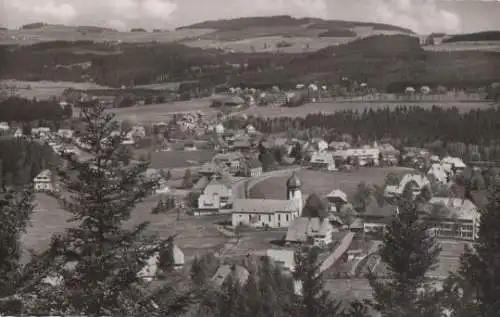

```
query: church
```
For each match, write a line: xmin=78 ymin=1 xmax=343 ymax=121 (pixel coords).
xmin=231 ymin=173 xmax=303 ymax=229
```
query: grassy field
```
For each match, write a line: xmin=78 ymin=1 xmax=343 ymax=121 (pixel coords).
xmin=239 ymin=101 xmax=493 ymax=118
xmin=249 ymin=167 xmax=413 ymax=200
xmin=22 ymin=193 xmax=228 ymax=260
xmin=424 ymin=42 xmax=500 ymax=52
xmin=109 ymin=98 xmax=217 ymax=123
xmin=148 ymin=150 xmax=215 ymax=169
xmin=0 ymin=26 xmax=214 ymax=45
xmin=1 ymin=79 xmax=111 ymax=99
xmin=183 ymin=35 xmax=351 ymax=53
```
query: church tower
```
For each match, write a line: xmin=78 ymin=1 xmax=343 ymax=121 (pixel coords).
xmin=286 ymin=173 xmax=302 ymax=216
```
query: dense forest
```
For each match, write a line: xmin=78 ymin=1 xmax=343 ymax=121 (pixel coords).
xmin=2 ymin=34 xmax=500 ymax=91
xmin=0 ymin=97 xmax=72 ymax=123
xmin=443 ymin=31 xmax=500 ymax=43
xmin=226 ymin=106 xmax=500 ymax=160
xmin=0 ymin=138 xmax=60 ymax=189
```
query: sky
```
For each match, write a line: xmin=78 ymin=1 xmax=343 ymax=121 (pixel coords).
xmin=1 ymin=0 xmax=500 ymax=34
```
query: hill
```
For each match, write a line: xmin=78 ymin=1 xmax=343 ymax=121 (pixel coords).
xmin=176 ymin=15 xmax=414 ymax=34
xmin=443 ymin=31 xmax=500 ymax=43
xmin=230 ymin=34 xmax=500 ymax=91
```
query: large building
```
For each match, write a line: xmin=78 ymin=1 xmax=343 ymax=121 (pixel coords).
xmin=231 ymin=173 xmax=303 ymax=228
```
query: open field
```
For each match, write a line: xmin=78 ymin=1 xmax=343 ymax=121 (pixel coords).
xmin=108 ymin=98 xmax=217 ymax=123
xmin=0 ymin=26 xmax=214 ymax=45
xmin=238 ymin=101 xmax=493 ymax=118
xmin=1 ymin=79 xmax=111 ymax=99
xmin=249 ymin=167 xmax=413 ymax=200
xmin=22 ymin=193 xmax=229 ymax=261
xmin=149 ymin=150 xmax=215 ymax=169
xmin=424 ymin=42 xmax=500 ymax=52
xmin=183 ymin=35 xmax=351 ymax=53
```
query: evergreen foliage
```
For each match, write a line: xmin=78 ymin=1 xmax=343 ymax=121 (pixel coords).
xmin=368 ymin=197 xmax=442 ymax=317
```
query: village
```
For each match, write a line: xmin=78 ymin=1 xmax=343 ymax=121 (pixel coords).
xmin=0 ymin=103 xmax=485 ymax=297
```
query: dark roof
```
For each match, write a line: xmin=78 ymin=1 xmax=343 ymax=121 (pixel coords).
xmin=470 ymin=190 xmax=489 ymax=210
xmin=362 ymin=201 xmax=397 ymax=218
xmin=287 ymin=173 xmax=301 ymax=188
xmin=246 ymin=158 xmax=262 ymax=169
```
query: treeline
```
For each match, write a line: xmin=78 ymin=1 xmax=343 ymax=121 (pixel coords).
xmin=443 ymin=31 xmax=500 ymax=43
xmin=225 ymin=106 xmax=500 ymax=159
xmin=0 ymin=97 xmax=72 ymax=122
xmin=0 ymin=138 xmax=60 ymax=189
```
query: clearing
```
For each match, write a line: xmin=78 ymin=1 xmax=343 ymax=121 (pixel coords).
xmin=249 ymin=167 xmax=413 ymax=200
xmin=22 ymin=193 xmax=228 ymax=260
xmin=239 ymin=101 xmax=492 ymax=118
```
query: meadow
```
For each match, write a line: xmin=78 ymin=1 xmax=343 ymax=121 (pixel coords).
xmin=1 ymin=79 xmax=111 ymax=99
xmin=22 ymin=193 xmax=228 ymax=261
xmin=249 ymin=167 xmax=413 ymax=200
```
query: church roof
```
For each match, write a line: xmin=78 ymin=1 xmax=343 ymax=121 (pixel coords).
xmin=287 ymin=173 xmax=301 ymax=188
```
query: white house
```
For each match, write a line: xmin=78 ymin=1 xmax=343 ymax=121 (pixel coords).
xmin=13 ymin=128 xmax=23 ymax=138
xmin=138 ymin=244 xmax=185 ymax=282
xmin=426 ymin=197 xmax=480 ymax=241
xmin=33 ymin=169 xmax=57 ymax=192
xmin=212 ymin=264 xmax=249 ymax=288
xmin=427 ymin=163 xmax=449 ymax=184
xmin=57 ymin=128 xmax=74 ymax=139
xmin=231 ymin=174 xmax=303 ymax=228
xmin=214 ymin=123 xmax=225 ymax=134
xmin=245 ymin=124 xmax=257 ymax=135
xmin=305 ymin=138 xmax=328 ymax=152
xmin=333 ymin=147 xmax=380 ymax=166
xmin=385 ymin=173 xmax=430 ymax=198
xmin=197 ymin=177 xmax=233 ymax=211
xmin=441 ymin=156 xmax=467 ymax=175
xmin=266 ymin=249 xmax=296 ymax=272
xmin=309 ymin=151 xmax=336 ymax=171
xmin=32 ymin=127 xmax=51 ymax=137
xmin=0 ymin=122 xmax=10 ymax=132
xmin=285 ymin=217 xmax=334 ymax=247
xmin=325 ymin=189 xmax=349 ymax=213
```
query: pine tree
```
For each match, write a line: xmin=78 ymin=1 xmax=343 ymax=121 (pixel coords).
xmin=293 ymin=246 xmax=342 ymax=317
xmin=0 ymin=187 xmax=34 ymax=314
xmin=368 ymin=197 xmax=442 ymax=317
xmin=33 ymin=103 xmax=187 ymax=316
xmin=442 ymin=178 xmax=500 ymax=316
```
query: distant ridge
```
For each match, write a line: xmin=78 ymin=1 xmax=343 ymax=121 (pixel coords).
xmin=176 ymin=15 xmax=415 ymax=34
xmin=443 ymin=31 xmax=500 ymax=43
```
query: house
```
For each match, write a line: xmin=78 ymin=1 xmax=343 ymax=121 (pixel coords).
xmin=333 ymin=147 xmax=380 ymax=166
xmin=57 ymin=128 xmax=74 ymax=139
xmin=384 ymin=173 xmax=430 ymax=198
xmin=441 ymin=156 xmax=467 ymax=175
xmin=212 ymin=264 xmax=249 ymax=287
xmin=305 ymin=138 xmax=328 ymax=152
xmin=359 ymin=201 xmax=399 ymax=233
xmin=266 ymin=249 xmax=295 ymax=272
xmin=198 ymin=162 xmax=221 ymax=178
xmin=13 ymin=128 xmax=23 ymax=138
xmin=143 ymin=168 xmax=169 ymax=195
xmin=423 ymin=197 xmax=480 ymax=241
xmin=245 ymin=124 xmax=257 ymax=135
xmin=211 ymin=95 xmax=246 ymax=108
xmin=127 ymin=125 xmax=146 ymax=139
xmin=183 ymin=142 xmax=197 ymax=151
xmin=0 ymin=122 xmax=10 ymax=134
xmin=213 ymin=152 xmax=244 ymax=174
xmin=231 ymin=137 xmax=252 ymax=152
xmin=328 ymin=141 xmax=350 ymax=151
xmin=214 ymin=123 xmax=225 ymax=134
xmin=231 ymin=174 xmax=303 ymax=228
xmin=31 ymin=127 xmax=51 ymax=138
xmin=137 ymin=244 xmax=185 ymax=282
xmin=196 ymin=176 xmax=233 ymax=213
xmin=285 ymin=217 xmax=334 ymax=247
xmin=325 ymin=189 xmax=349 ymax=213
xmin=427 ymin=163 xmax=449 ymax=184
xmin=240 ymin=158 xmax=263 ymax=177
xmin=309 ymin=151 xmax=336 ymax=171
xmin=33 ymin=169 xmax=58 ymax=192
xmin=377 ymin=143 xmax=400 ymax=165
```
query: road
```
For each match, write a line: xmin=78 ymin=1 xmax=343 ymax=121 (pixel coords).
xmin=232 ymin=166 xmax=302 ymax=199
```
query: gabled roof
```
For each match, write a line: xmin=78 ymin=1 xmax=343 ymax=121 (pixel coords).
xmin=286 ymin=217 xmax=332 ymax=242
xmin=246 ymin=158 xmax=263 ymax=169
xmin=326 ymin=189 xmax=348 ymax=202
xmin=212 ymin=264 xmax=249 ymax=287
xmin=233 ymin=198 xmax=300 ymax=214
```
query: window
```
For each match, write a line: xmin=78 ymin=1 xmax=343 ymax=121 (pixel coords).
xmin=278 ymin=214 xmax=281 ymax=222
xmin=268 ymin=215 xmax=271 ymax=222
xmin=286 ymin=214 xmax=289 ymax=222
